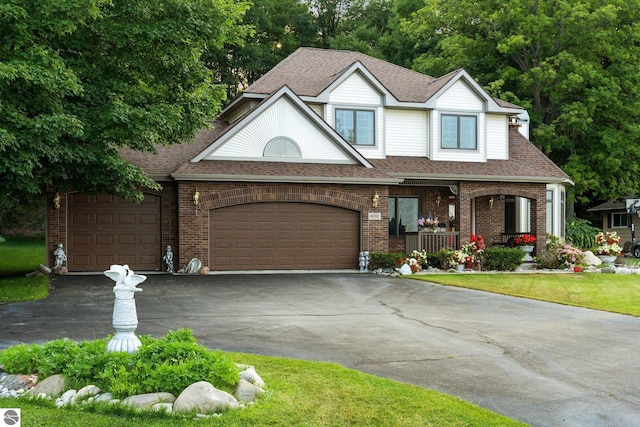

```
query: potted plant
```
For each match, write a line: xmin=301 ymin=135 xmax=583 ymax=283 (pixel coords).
xmin=595 ymin=231 xmax=622 ymax=265
xmin=515 ymin=234 xmax=536 ymax=262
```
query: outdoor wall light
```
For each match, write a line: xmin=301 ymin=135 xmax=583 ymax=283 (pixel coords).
xmin=193 ymin=189 xmax=200 ymax=206
xmin=372 ymin=192 xmax=380 ymax=208
xmin=489 ymin=196 xmax=494 ymax=209
xmin=53 ymin=193 xmax=61 ymax=210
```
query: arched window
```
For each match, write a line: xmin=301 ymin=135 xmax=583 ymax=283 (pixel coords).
xmin=263 ymin=137 xmax=301 ymax=158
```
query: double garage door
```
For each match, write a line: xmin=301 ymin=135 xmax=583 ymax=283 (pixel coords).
xmin=210 ymin=202 xmax=360 ymax=270
xmin=67 ymin=193 xmax=162 ymax=271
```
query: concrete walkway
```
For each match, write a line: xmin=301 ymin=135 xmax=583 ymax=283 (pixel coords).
xmin=1 ymin=273 xmax=639 ymax=426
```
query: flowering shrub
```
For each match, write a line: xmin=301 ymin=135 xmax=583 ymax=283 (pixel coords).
xmin=410 ymin=250 xmax=428 ymax=267
xmin=595 ymin=231 xmax=622 ymax=256
xmin=449 ymin=234 xmax=485 ymax=268
xmin=515 ymin=234 xmax=536 ymax=245
xmin=556 ymin=243 xmax=585 ymax=267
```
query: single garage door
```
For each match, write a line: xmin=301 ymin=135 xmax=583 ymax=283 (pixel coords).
xmin=67 ymin=193 xmax=162 ymax=271
xmin=210 ymin=202 xmax=359 ymax=270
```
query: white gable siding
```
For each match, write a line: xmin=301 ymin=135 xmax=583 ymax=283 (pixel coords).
xmin=385 ymin=109 xmax=428 ymax=157
xmin=329 ymin=73 xmax=382 ymax=105
xmin=435 ymin=80 xmax=484 ymax=111
xmin=486 ymin=115 xmax=508 ymax=160
xmin=206 ymin=97 xmax=356 ymax=163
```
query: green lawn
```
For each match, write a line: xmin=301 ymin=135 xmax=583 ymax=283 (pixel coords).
xmin=0 ymin=352 xmax=526 ymax=427
xmin=0 ymin=237 xmax=48 ymax=303
xmin=410 ymin=273 xmax=640 ymax=316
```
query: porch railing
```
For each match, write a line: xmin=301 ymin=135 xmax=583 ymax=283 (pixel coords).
xmin=405 ymin=231 xmax=460 ymax=254
xmin=499 ymin=232 xmax=530 ymax=245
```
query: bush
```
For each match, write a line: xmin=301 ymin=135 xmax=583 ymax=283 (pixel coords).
xmin=482 ymin=247 xmax=523 ymax=271
xmin=433 ymin=248 xmax=456 ymax=269
xmin=566 ymin=218 xmax=600 ymax=249
xmin=0 ymin=329 xmax=239 ymax=398
xmin=369 ymin=252 xmax=405 ymax=269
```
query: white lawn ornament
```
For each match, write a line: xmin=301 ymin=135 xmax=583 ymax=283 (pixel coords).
xmin=104 ymin=264 xmax=146 ymax=353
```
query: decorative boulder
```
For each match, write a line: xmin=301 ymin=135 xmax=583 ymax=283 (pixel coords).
xmin=583 ymin=251 xmax=602 ymax=266
xmin=122 ymin=392 xmax=176 ymax=410
xmin=239 ymin=365 xmax=265 ymax=387
xmin=28 ymin=374 xmax=65 ymax=398
xmin=235 ymin=379 xmax=264 ymax=403
xmin=173 ymin=381 xmax=239 ymax=414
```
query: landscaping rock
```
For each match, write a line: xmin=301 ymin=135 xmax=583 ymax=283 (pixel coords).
xmin=28 ymin=374 xmax=65 ymax=398
xmin=152 ymin=402 xmax=173 ymax=413
xmin=56 ymin=389 xmax=77 ymax=407
xmin=122 ymin=392 xmax=176 ymax=410
xmin=235 ymin=379 xmax=264 ymax=403
xmin=239 ymin=365 xmax=265 ymax=387
xmin=94 ymin=392 xmax=113 ymax=403
xmin=173 ymin=381 xmax=239 ymax=414
xmin=583 ymin=251 xmax=601 ymax=266
xmin=38 ymin=264 xmax=52 ymax=275
xmin=0 ymin=373 xmax=37 ymax=390
xmin=76 ymin=384 xmax=100 ymax=399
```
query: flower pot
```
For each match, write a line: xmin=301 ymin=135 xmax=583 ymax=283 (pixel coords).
xmin=598 ymin=255 xmax=617 ymax=265
xmin=573 ymin=266 xmax=583 ymax=273
xmin=455 ymin=264 xmax=465 ymax=272
xmin=520 ymin=245 xmax=534 ymax=262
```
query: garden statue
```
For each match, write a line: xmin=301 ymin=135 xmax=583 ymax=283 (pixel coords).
xmin=358 ymin=251 xmax=370 ymax=272
xmin=104 ymin=264 xmax=146 ymax=353
xmin=53 ymin=243 xmax=67 ymax=268
xmin=163 ymin=245 xmax=174 ymax=273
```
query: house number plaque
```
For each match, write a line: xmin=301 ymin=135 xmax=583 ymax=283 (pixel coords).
xmin=368 ymin=212 xmax=382 ymax=220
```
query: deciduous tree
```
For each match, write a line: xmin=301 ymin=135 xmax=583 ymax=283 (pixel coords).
xmin=0 ymin=0 xmax=248 ymax=209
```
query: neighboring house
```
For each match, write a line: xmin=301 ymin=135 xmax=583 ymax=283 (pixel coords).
xmin=589 ymin=198 xmax=640 ymax=255
xmin=46 ymin=47 xmax=573 ymax=272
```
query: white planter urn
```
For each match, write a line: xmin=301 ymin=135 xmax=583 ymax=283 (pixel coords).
xmin=598 ymin=255 xmax=617 ymax=265
xmin=520 ymin=245 xmax=535 ymax=262
xmin=104 ymin=264 xmax=146 ymax=353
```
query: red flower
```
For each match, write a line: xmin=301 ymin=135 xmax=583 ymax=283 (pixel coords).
xmin=515 ymin=234 xmax=536 ymax=245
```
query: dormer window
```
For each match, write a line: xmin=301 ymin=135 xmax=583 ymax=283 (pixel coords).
xmin=441 ymin=114 xmax=477 ymax=149
xmin=335 ymin=109 xmax=375 ymax=146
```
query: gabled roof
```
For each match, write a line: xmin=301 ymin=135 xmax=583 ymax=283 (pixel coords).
xmin=241 ymin=47 xmax=522 ymax=114
xmin=192 ymin=85 xmax=373 ymax=168
xmin=244 ymin=47 xmax=436 ymax=103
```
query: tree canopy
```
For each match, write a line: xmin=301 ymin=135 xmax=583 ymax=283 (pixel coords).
xmin=0 ymin=0 xmax=248 ymax=207
xmin=403 ymin=0 xmax=640 ymax=203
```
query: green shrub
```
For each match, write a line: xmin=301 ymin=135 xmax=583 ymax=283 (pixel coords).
xmin=369 ymin=252 xmax=405 ymax=269
xmin=433 ymin=248 xmax=455 ymax=269
xmin=482 ymin=247 xmax=523 ymax=271
xmin=0 ymin=329 xmax=239 ymax=399
xmin=566 ymin=218 xmax=600 ymax=249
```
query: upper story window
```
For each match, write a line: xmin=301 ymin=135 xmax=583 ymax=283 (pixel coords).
xmin=335 ymin=109 xmax=375 ymax=146
xmin=441 ymin=114 xmax=477 ymax=149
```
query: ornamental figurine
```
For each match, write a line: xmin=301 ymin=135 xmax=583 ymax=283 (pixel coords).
xmin=163 ymin=245 xmax=174 ymax=273
xmin=53 ymin=243 xmax=67 ymax=268
xmin=104 ymin=264 xmax=146 ymax=353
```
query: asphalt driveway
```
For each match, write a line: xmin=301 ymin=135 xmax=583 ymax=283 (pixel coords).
xmin=1 ymin=273 xmax=639 ymax=426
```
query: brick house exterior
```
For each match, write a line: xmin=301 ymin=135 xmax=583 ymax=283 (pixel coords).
xmin=46 ymin=48 xmax=572 ymax=271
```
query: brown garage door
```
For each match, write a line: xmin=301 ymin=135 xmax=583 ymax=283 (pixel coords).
xmin=210 ymin=202 xmax=359 ymax=270
xmin=67 ymin=193 xmax=162 ymax=272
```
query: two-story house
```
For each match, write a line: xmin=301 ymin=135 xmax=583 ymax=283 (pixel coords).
xmin=46 ymin=48 xmax=573 ymax=272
